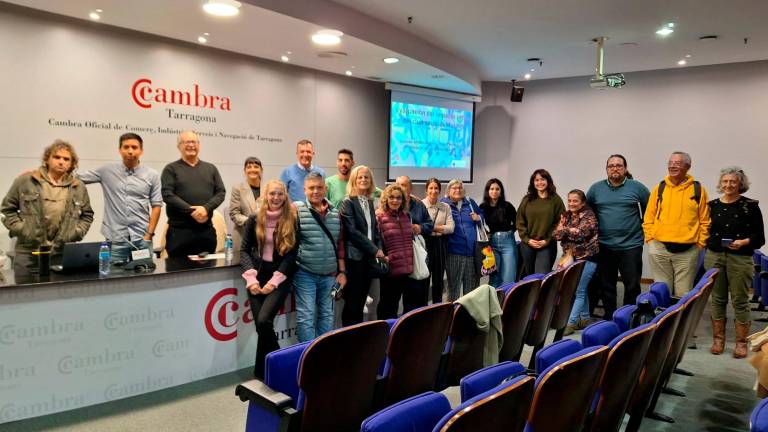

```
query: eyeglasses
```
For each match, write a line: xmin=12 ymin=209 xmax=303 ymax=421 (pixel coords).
xmin=667 ymin=162 xmax=686 ymax=168
xmin=180 ymin=140 xmax=199 ymax=145
xmin=606 ymin=164 xmax=625 ymax=169
xmin=388 ymin=196 xmax=403 ymax=201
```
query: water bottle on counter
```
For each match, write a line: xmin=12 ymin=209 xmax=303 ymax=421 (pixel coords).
xmin=99 ymin=242 xmax=111 ymax=276
xmin=224 ymin=234 xmax=234 ymax=263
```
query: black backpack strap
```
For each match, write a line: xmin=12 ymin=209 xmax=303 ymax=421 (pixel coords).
xmin=692 ymin=181 xmax=701 ymax=204
xmin=655 ymin=181 xmax=666 ymax=220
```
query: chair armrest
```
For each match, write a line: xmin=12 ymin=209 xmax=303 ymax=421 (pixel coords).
xmin=760 ymin=271 xmax=768 ymax=280
xmin=236 ymin=379 xmax=294 ymax=408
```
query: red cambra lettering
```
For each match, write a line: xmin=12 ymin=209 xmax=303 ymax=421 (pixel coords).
xmin=131 ymin=78 xmax=232 ymax=111
xmin=204 ymin=288 xmax=296 ymax=341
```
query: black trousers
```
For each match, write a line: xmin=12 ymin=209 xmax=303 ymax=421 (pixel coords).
xmin=166 ymin=225 xmax=217 ymax=258
xmin=341 ymin=259 xmax=372 ymax=326
xmin=248 ymin=261 xmax=291 ymax=379
xmin=378 ymin=275 xmax=425 ymax=320
xmin=425 ymin=235 xmax=447 ymax=304
xmin=597 ymin=245 xmax=644 ymax=319
xmin=519 ymin=242 xmax=557 ymax=277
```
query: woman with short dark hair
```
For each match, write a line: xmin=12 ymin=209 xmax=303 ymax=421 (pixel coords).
xmin=422 ymin=178 xmax=454 ymax=303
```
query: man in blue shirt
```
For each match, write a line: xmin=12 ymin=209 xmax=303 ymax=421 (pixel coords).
xmin=280 ymin=139 xmax=326 ymax=203
xmin=586 ymin=154 xmax=650 ymax=319
xmin=79 ymin=133 xmax=162 ymax=262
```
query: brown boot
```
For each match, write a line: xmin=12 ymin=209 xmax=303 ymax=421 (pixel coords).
xmin=710 ymin=318 xmax=726 ymax=355
xmin=734 ymin=320 xmax=751 ymax=359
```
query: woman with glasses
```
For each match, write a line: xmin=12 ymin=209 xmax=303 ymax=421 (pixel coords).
xmin=376 ymin=184 xmax=417 ymax=319
xmin=441 ymin=179 xmax=483 ymax=301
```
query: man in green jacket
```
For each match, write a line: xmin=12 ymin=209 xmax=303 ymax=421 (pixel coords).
xmin=1 ymin=140 xmax=94 ymax=255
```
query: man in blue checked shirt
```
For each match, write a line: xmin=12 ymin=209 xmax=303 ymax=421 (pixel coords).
xmin=79 ymin=133 xmax=162 ymax=262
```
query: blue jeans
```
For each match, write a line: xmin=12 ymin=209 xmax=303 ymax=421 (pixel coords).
xmin=489 ymin=232 xmax=519 ymax=287
xmin=293 ymin=269 xmax=336 ymax=342
xmin=568 ymin=260 xmax=597 ymax=325
xmin=110 ymin=239 xmax=151 ymax=263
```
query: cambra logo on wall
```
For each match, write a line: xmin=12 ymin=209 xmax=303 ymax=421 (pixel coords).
xmin=204 ymin=288 xmax=296 ymax=341
xmin=131 ymin=78 xmax=232 ymax=111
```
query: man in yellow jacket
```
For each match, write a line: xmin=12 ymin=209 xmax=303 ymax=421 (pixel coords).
xmin=643 ymin=151 xmax=711 ymax=297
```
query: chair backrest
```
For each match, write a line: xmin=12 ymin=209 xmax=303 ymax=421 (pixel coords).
xmin=535 ymin=339 xmax=583 ymax=374
xmin=654 ymin=289 xmax=702 ymax=390
xmin=635 ymin=292 xmax=659 ymax=309
xmin=588 ymin=323 xmax=656 ymax=432
xmin=499 ymin=278 xmax=542 ymax=362
xmin=384 ymin=303 xmax=454 ymax=404
xmin=612 ymin=305 xmax=637 ymax=333
xmin=298 ymin=320 xmax=389 ymax=432
xmin=649 ymin=282 xmax=671 ymax=308
xmin=550 ymin=260 xmax=587 ymax=331
xmin=527 ymin=345 xmax=609 ymax=431
xmin=524 ymin=269 xmax=564 ymax=346
xmin=361 ymin=392 xmax=451 ymax=432
xmin=436 ymin=375 xmax=534 ymax=432
xmin=460 ymin=361 xmax=526 ymax=401
xmin=444 ymin=304 xmax=487 ymax=386
xmin=625 ymin=303 xmax=683 ymax=423
xmin=762 ymin=255 xmax=768 ymax=306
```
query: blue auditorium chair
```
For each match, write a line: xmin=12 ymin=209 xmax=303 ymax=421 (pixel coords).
xmin=624 ymin=302 xmax=685 ymax=432
xmin=612 ymin=304 xmax=637 ymax=332
xmin=649 ymin=282 xmax=671 ymax=309
xmin=523 ymin=269 xmax=565 ymax=368
xmin=751 ymin=250 xmax=764 ymax=308
xmin=498 ymin=278 xmax=542 ymax=362
xmin=751 ymin=397 xmax=768 ymax=432
xmin=361 ymin=374 xmax=534 ymax=432
xmin=550 ymin=260 xmax=587 ymax=342
xmin=236 ymin=320 xmax=390 ymax=432
xmin=380 ymin=303 xmax=453 ymax=405
xmin=525 ymin=340 xmax=609 ymax=431
xmin=441 ymin=303 xmax=487 ymax=387
xmin=581 ymin=320 xmax=656 ymax=431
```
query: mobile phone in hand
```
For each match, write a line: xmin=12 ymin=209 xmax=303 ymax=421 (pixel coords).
xmin=721 ymin=238 xmax=734 ymax=247
xmin=330 ymin=282 xmax=343 ymax=300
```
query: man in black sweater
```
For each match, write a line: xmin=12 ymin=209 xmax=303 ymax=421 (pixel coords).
xmin=161 ymin=130 xmax=226 ymax=257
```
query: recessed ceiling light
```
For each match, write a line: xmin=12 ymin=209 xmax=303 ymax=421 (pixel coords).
xmin=524 ymin=73 xmax=532 ymax=79
xmin=685 ymin=54 xmax=691 ymax=58
xmin=530 ymin=68 xmax=535 ymax=72
xmin=383 ymin=57 xmax=400 ymax=64
xmin=311 ymin=29 xmax=343 ymax=46
xmin=345 ymin=70 xmax=353 ymax=76
xmin=656 ymin=27 xmax=674 ymax=36
xmin=89 ymin=11 xmax=101 ymax=20
xmin=198 ymin=35 xmax=208 ymax=44
xmin=677 ymin=59 xmax=687 ymax=66
xmin=203 ymin=0 xmax=241 ymax=17
xmin=666 ymin=22 xmax=675 ymax=28
xmin=281 ymin=55 xmax=289 ymax=62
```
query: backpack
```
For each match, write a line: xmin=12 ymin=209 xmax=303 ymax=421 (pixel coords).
xmin=630 ymin=300 xmax=658 ymax=328
xmin=655 ymin=180 xmax=701 ymax=220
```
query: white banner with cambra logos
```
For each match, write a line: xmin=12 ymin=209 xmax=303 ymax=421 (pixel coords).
xmin=0 ymin=267 xmax=297 ymax=424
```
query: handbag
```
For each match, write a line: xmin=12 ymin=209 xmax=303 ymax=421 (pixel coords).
xmin=557 ymin=249 xmax=574 ymax=270
xmin=368 ymin=256 xmax=389 ymax=278
xmin=410 ymin=234 xmax=430 ymax=280
xmin=469 ymin=199 xmax=496 ymax=276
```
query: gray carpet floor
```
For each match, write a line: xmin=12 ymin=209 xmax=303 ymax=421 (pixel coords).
xmin=2 ymin=293 xmax=762 ymax=432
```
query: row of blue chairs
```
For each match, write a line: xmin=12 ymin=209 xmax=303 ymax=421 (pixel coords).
xmin=232 ymin=260 xmax=591 ymax=432
xmin=362 ymin=268 xmax=719 ymax=432
xmin=752 ymin=251 xmax=768 ymax=321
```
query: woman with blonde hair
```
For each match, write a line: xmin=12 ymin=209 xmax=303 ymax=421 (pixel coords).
xmin=240 ymin=179 xmax=298 ymax=378
xmin=339 ymin=165 xmax=385 ymax=325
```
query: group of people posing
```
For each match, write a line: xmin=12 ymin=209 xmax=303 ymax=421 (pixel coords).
xmin=2 ymin=134 xmax=764 ymax=377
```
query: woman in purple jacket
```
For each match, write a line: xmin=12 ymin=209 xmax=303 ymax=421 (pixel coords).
xmin=376 ymin=184 xmax=417 ymax=319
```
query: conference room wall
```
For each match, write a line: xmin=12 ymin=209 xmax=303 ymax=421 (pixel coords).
xmin=472 ymin=60 xmax=768 ymax=277
xmin=0 ymin=5 xmax=387 ymax=255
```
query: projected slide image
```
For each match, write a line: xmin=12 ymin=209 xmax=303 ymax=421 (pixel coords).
xmin=389 ymin=102 xmax=472 ymax=169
